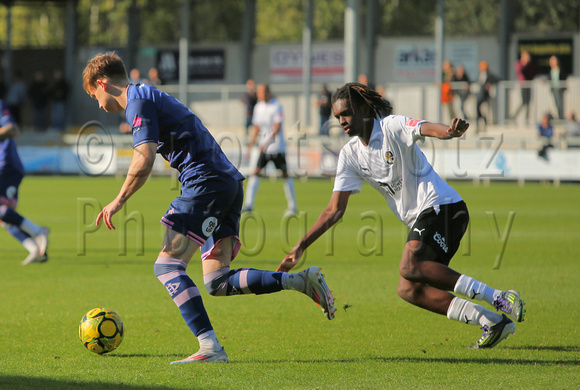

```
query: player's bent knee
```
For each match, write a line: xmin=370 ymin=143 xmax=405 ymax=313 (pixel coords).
xmin=399 ymin=251 xmax=430 ymax=282
xmin=396 ymin=279 xmax=411 ymax=300
xmin=399 ymin=262 xmax=419 ymax=281
xmin=397 ymin=278 xmax=421 ymax=302
xmin=153 ymin=256 xmax=187 ymax=281
xmin=203 ymin=267 xmax=230 ymax=296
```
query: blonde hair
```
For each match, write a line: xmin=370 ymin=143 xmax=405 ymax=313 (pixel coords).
xmin=82 ymin=52 xmax=128 ymax=94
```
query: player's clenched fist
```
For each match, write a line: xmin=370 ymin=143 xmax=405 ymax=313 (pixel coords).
xmin=447 ymin=117 xmax=469 ymax=137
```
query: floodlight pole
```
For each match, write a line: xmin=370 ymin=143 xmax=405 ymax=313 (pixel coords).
xmin=127 ymin=0 xmax=141 ymax=72
xmin=64 ymin=0 xmax=77 ymax=130
xmin=241 ymin=0 xmax=255 ymax=82
xmin=499 ymin=0 xmax=513 ymax=81
xmin=179 ymin=0 xmax=190 ymax=106
xmin=364 ymin=0 xmax=378 ymax=85
xmin=344 ymin=0 xmax=359 ymax=83
xmin=3 ymin=1 xmax=13 ymax=83
xmin=435 ymin=0 xmax=445 ymax=123
xmin=302 ymin=0 xmax=313 ymax=127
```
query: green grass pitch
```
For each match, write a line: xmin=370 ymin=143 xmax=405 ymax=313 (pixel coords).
xmin=0 ymin=176 xmax=578 ymax=389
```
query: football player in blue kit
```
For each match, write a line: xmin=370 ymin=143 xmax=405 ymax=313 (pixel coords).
xmin=82 ymin=52 xmax=336 ymax=364
xmin=0 ymin=99 xmax=49 ymax=265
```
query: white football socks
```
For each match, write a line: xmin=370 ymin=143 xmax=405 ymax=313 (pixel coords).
xmin=281 ymin=272 xmax=305 ymax=292
xmin=454 ymin=274 xmax=502 ymax=306
xmin=283 ymin=178 xmax=297 ymax=212
xmin=198 ymin=330 xmax=221 ymax=351
xmin=244 ymin=175 xmax=260 ymax=210
xmin=447 ymin=297 xmax=503 ymax=327
xmin=2 ymin=223 xmax=40 ymax=255
xmin=20 ymin=219 xmax=44 ymax=237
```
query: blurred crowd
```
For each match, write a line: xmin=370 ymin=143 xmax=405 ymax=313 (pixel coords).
xmin=436 ymin=52 xmax=576 ymax=136
xmin=0 ymin=66 xmax=163 ymax=134
xmin=2 ymin=56 xmax=577 ymax=153
xmin=0 ymin=69 xmax=69 ymax=133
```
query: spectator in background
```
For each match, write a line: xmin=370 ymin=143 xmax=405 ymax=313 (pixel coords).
xmin=49 ymin=70 xmax=69 ymax=133
xmin=564 ymin=112 xmax=580 ymax=148
xmin=241 ymin=79 xmax=257 ymax=139
xmin=5 ymin=71 xmax=27 ymax=127
xmin=537 ymin=112 xmax=554 ymax=161
xmin=512 ymin=51 xmax=538 ymax=124
xmin=29 ymin=71 xmax=49 ymax=132
xmin=375 ymin=84 xmax=394 ymax=117
xmin=118 ymin=111 xmax=132 ymax=134
xmin=147 ymin=67 xmax=162 ymax=86
xmin=441 ymin=60 xmax=456 ymax=120
xmin=129 ymin=68 xmax=143 ymax=84
xmin=476 ymin=61 xmax=497 ymax=132
xmin=357 ymin=73 xmax=375 ymax=90
xmin=357 ymin=73 xmax=368 ymax=86
xmin=548 ymin=56 xmax=566 ymax=120
xmin=452 ymin=64 xmax=470 ymax=119
xmin=317 ymin=84 xmax=332 ymax=136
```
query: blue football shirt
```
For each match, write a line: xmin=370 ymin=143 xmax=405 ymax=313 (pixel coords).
xmin=0 ymin=99 xmax=24 ymax=178
xmin=125 ymin=83 xmax=244 ymax=183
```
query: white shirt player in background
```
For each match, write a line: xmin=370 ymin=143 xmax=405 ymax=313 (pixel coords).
xmin=244 ymin=84 xmax=297 ymax=214
xmin=277 ymin=82 xmax=526 ymax=349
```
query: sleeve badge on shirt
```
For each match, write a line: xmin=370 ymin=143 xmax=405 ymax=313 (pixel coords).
xmin=406 ymin=119 xmax=422 ymax=127
xmin=385 ymin=151 xmax=395 ymax=165
xmin=132 ymin=116 xmax=143 ymax=128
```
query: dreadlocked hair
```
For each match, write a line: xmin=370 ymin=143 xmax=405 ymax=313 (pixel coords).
xmin=331 ymin=82 xmax=393 ymax=118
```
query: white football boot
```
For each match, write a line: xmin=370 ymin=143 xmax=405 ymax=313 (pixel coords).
xmin=170 ymin=347 xmax=229 ymax=364
xmin=298 ymin=266 xmax=336 ymax=320
xmin=34 ymin=227 xmax=50 ymax=256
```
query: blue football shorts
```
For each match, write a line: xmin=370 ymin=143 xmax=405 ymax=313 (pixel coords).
xmin=0 ymin=173 xmax=23 ymax=207
xmin=161 ymin=175 xmax=244 ymax=261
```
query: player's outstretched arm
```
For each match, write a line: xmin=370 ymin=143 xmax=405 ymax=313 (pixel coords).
xmin=96 ymin=142 xmax=157 ymax=230
xmin=277 ymin=191 xmax=351 ymax=272
xmin=0 ymin=122 xmax=19 ymax=141
xmin=420 ymin=117 xmax=469 ymax=139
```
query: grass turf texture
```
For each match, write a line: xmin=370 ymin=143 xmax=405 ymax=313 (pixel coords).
xmin=0 ymin=176 xmax=578 ymax=389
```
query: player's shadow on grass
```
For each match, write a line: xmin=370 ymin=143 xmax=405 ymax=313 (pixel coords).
xmin=503 ymin=345 xmax=580 ymax=352
xmin=0 ymin=376 xmax=182 ymax=390
xmin=369 ymin=356 xmax=579 ymax=366
xmin=237 ymin=356 xmax=579 ymax=366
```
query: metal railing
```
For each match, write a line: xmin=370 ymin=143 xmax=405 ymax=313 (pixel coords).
xmin=157 ymin=78 xmax=580 ymax=131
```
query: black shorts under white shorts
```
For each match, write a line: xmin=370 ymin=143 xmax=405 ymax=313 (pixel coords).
xmin=256 ymin=152 xmax=288 ymax=173
xmin=407 ymin=201 xmax=469 ymax=265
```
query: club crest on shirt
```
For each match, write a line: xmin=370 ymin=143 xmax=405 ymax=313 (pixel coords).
xmin=385 ymin=151 xmax=395 ymax=165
